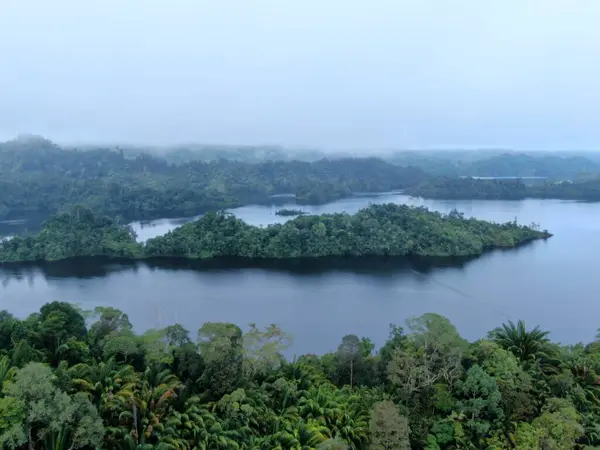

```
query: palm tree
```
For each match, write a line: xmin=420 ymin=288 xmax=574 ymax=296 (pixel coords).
xmin=166 ymin=388 xmax=213 ymax=447
xmin=491 ymin=320 xmax=551 ymax=363
xmin=298 ymin=386 xmax=343 ymax=430
xmin=275 ymin=360 xmax=325 ymax=393
xmin=0 ymin=355 xmax=16 ymax=387
xmin=330 ymin=412 xmax=367 ymax=450
xmin=116 ymin=365 xmax=184 ymax=448
xmin=204 ymin=420 xmax=242 ymax=450
xmin=69 ymin=357 xmax=137 ymax=433
xmin=329 ymin=390 xmax=369 ymax=450
xmin=117 ymin=434 xmax=174 ymax=450
xmin=275 ymin=419 xmax=332 ymax=449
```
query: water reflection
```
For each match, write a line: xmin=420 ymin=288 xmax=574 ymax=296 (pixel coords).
xmin=0 ymin=254 xmax=479 ymax=284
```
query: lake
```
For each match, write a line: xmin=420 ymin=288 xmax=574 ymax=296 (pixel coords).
xmin=0 ymin=193 xmax=598 ymax=355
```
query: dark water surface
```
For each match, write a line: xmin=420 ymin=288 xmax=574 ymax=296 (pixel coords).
xmin=1 ymin=193 xmax=598 ymax=355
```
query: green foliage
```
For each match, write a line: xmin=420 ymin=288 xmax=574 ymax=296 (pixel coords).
xmin=388 ymin=314 xmax=466 ymax=400
xmin=0 ymin=363 xmax=104 ymax=449
xmin=0 ymin=207 xmax=142 ymax=263
xmin=0 ymin=301 xmax=599 ymax=449
xmin=0 ymin=137 xmax=426 ymax=222
xmin=144 ymin=203 xmax=549 ymax=259
xmin=197 ymin=322 xmax=244 ymax=399
xmin=276 ymin=208 xmax=308 ymax=216
xmin=407 ymin=177 xmax=529 ymax=200
xmin=1 ymin=204 xmax=551 ymax=264
xmin=243 ymin=323 xmax=292 ymax=378
xmin=455 ymin=365 xmax=504 ymax=441
xmin=368 ymin=400 xmax=410 ymax=450
xmin=389 ymin=150 xmax=600 ymax=179
xmin=490 ymin=319 xmax=551 ymax=364
xmin=407 ymin=175 xmax=600 ymax=201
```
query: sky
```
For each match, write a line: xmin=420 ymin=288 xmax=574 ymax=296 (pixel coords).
xmin=1 ymin=0 xmax=599 ymax=150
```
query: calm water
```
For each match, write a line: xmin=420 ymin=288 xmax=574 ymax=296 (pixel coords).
xmin=1 ymin=193 xmax=598 ymax=355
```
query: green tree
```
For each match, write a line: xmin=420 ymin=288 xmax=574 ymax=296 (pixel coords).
xmin=513 ymin=398 xmax=584 ymax=450
xmin=336 ymin=335 xmax=364 ymax=388
xmin=198 ymin=322 xmax=243 ymax=398
xmin=388 ymin=314 xmax=466 ymax=398
xmin=455 ymin=365 xmax=504 ymax=443
xmin=491 ymin=319 xmax=551 ymax=364
xmin=243 ymin=323 xmax=292 ymax=379
xmin=0 ymin=362 xmax=104 ymax=449
xmin=368 ymin=400 xmax=410 ymax=450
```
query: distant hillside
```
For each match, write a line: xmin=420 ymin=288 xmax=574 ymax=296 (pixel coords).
xmin=0 ymin=136 xmax=427 ymax=221
xmin=386 ymin=150 xmax=600 ymax=179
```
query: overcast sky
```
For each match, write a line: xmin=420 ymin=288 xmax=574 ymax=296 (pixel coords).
xmin=1 ymin=1 xmax=599 ymax=150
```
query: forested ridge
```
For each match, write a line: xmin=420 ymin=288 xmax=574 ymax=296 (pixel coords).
xmin=389 ymin=151 xmax=600 ymax=179
xmin=0 ymin=301 xmax=599 ymax=449
xmin=0 ymin=204 xmax=550 ymax=263
xmin=407 ymin=177 xmax=600 ymax=201
xmin=406 ymin=178 xmax=529 ymax=201
xmin=3 ymin=137 xmax=600 ymax=222
xmin=0 ymin=136 xmax=426 ymax=221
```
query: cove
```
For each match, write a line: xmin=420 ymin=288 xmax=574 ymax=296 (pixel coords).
xmin=0 ymin=193 xmax=598 ymax=355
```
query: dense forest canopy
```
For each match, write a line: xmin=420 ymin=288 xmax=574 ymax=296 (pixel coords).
xmin=0 ymin=206 xmax=141 ymax=262
xmin=0 ymin=205 xmax=550 ymax=264
xmin=79 ymin=143 xmax=600 ymax=180
xmin=2 ymin=137 xmax=600 ymax=223
xmin=465 ymin=153 xmax=600 ymax=178
xmin=407 ymin=176 xmax=600 ymax=201
xmin=0 ymin=136 xmax=426 ymax=221
xmin=406 ymin=178 xmax=530 ymax=200
xmin=144 ymin=204 xmax=549 ymax=259
xmin=388 ymin=151 xmax=600 ymax=179
xmin=0 ymin=301 xmax=599 ymax=449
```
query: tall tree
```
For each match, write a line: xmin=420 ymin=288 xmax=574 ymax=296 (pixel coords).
xmin=0 ymin=363 xmax=104 ymax=449
xmin=368 ymin=400 xmax=410 ymax=450
xmin=336 ymin=335 xmax=364 ymax=388
xmin=197 ymin=322 xmax=243 ymax=399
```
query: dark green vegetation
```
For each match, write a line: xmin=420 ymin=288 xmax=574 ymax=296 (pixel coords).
xmin=114 ymin=146 xmax=600 ymax=180
xmin=0 ymin=136 xmax=425 ymax=222
xmin=0 ymin=302 xmax=599 ymax=449
xmin=0 ymin=205 xmax=550 ymax=263
xmin=407 ymin=178 xmax=529 ymax=200
xmin=464 ymin=153 xmax=599 ymax=178
xmin=388 ymin=151 xmax=600 ymax=179
xmin=3 ymin=137 xmax=600 ymax=222
xmin=0 ymin=207 xmax=142 ymax=262
xmin=275 ymin=209 xmax=307 ymax=216
xmin=407 ymin=177 xmax=600 ymax=201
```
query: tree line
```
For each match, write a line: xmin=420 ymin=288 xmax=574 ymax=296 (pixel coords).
xmin=2 ymin=137 xmax=600 ymax=223
xmin=0 ymin=136 xmax=425 ymax=222
xmin=389 ymin=151 xmax=600 ymax=179
xmin=0 ymin=205 xmax=550 ymax=264
xmin=406 ymin=177 xmax=600 ymax=201
xmin=0 ymin=301 xmax=598 ymax=449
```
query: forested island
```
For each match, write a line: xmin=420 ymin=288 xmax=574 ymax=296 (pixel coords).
xmin=275 ymin=208 xmax=307 ymax=216
xmin=0 ymin=301 xmax=598 ymax=449
xmin=0 ymin=204 xmax=550 ymax=264
xmin=0 ymin=136 xmax=426 ymax=222
xmin=407 ymin=177 xmax=600 ymax=201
